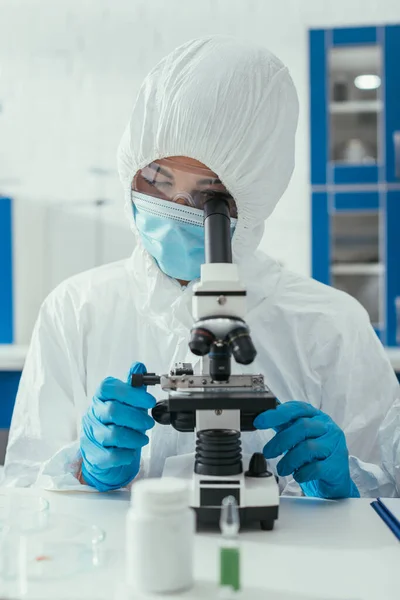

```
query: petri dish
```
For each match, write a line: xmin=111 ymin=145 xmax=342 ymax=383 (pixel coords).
xmin=1 ymin=513 xmax=106 ymax=581
xmin=0 ymin=495 xmax=49 ymax=532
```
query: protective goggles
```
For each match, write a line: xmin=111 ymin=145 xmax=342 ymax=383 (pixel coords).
xmin=132 ymin=157 xmax=237 ymax=218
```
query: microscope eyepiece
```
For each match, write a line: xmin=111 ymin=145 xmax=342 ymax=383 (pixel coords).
xmin=226 ymin=326 xmax=257 ymax=365
xmin=203 ymin=195 xmax=232 ymax=264
xmin=189 ymin=327 xmax=216 ymax=356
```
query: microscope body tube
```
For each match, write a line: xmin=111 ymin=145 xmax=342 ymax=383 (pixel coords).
xmin=204 ymin=197 xmax=232 ymax=264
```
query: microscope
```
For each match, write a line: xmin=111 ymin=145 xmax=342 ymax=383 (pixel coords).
xmin=131 ymin=195 xmax=279 ymax=530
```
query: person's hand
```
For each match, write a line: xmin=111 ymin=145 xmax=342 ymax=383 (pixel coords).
xmin=254 ymin=401 xmax=360 ymax=499
xmin=80 ymin=362 xmax=156 ymax=492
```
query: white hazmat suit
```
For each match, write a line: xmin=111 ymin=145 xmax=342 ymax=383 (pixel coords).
xmin=4 ymin=36 xmax=400 ymax=496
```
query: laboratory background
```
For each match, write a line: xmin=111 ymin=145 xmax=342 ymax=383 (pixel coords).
xmin=1 ymin=0 xmax=400 ymax=466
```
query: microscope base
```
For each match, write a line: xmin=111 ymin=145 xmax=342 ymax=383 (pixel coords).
xmin=194 ymin=505 xmax=278 ymax=530
xmin=163 ymin=453 xmax=280 ymax=530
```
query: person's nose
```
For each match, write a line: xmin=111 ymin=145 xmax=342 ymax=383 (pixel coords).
xmin=172 ymin=191 xmax=194 ymax=207
xmin=174 ymin=196 xmax=188 ymax=205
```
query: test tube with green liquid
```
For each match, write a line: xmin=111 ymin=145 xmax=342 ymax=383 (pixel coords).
xmin=219 ymin=495 xmax=241 ymax=594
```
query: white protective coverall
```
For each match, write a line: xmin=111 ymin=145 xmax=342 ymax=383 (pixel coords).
xmin=4 ymin=36 xmax=400 ymax=496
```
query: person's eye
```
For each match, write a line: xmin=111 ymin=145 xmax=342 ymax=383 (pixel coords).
xmin=142 ymin=175 xmax=172 ymax=188
xmin=155 ymin=180 xmax=173 ymax=187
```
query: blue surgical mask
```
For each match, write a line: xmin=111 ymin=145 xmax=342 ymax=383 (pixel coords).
xmin=131 ymin=191 xmax=237 ymax=281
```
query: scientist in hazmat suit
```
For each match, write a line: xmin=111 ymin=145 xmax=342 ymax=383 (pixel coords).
xmin=4 ymin=36 xmax=400 ymax=497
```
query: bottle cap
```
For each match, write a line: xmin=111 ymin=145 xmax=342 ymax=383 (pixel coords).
xmin=131 ymin=477 xmax=190 ymax=515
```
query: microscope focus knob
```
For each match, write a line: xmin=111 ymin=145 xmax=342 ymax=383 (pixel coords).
xmin=245 ymin=452 xmax=272 ymax=478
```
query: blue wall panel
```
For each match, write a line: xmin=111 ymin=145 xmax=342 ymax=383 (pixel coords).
xmin=384 ymin=25 xmax=400 ymax=183
xmin=312 ymin=193 xmax=330 ymax=285
xmin=309 ymin=30 xmax=327 ymax=186
xmin=0 ymin=197 xmax=13 ymax=343
xmin=0 ymin=372 xmax=21 ymax=428
xmin=386 ymin=191 xmax=400 ymax=346
xmin=334 ymin=191 xmax=380 ymax=212
xmin=332 ymin=27 xmax=377 ymax=46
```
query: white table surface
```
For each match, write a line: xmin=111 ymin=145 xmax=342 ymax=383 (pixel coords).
xmin=0 ymin=488 xmax=398 ymax=600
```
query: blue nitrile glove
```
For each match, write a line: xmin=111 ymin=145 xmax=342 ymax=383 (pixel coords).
xmin=254 ymin=401 xmax=360 ymax=499
xmin=80 ymin=362 xmax=156 ymax=492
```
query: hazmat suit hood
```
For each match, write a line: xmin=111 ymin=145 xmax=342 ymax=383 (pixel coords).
xmin=117 ymin=35 xmax=299 ymax=261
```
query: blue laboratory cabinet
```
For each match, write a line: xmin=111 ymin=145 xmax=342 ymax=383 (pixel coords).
xmin=310 ymin=25 xmax=400 ymax=346
xmin=0 ymin=197 xmax=13 ymax=344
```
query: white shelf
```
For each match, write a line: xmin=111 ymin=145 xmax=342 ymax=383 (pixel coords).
xmin=0 ymin=344 xmax=399 ymax=381
xmin=330 ymin=100 xmax=383 ymax=114
xmin=331 ymin=263 xmax=384 ymax=276
xmin=0 ymin=345 xmax=28 ymax=371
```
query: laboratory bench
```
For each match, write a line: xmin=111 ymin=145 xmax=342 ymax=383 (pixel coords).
xmin=0 ymin=345 xmax=28 ymax=371
xmin=0 ymin=343 xmax=399 ymax=465
xmin=0 ymin=487 xmax=398 ymax=600
xmin=1 ymin=345 xmax=400 ymax=374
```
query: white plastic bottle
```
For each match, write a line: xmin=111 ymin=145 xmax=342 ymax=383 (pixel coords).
xmin=126 ymin=477 xmax=196 ymax=595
